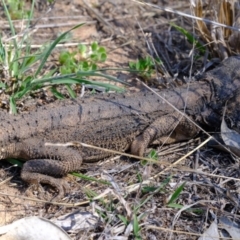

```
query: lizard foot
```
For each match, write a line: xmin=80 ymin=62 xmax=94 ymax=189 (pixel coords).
xmin=21 ymin=171 xmax=69 ymax=200
xmin=131 ymin=113 xmax=199 ymax=156
xmin=5 ymin=140 xmax=83 ymax=199
xmin=20 ymin=157 xmax=82 ymax=199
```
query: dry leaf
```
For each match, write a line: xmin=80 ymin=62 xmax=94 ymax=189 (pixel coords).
xmin=219 ymin=217 xmax=240 ymax=240
xmin=54 ymin=211 xmax=99 ymax=233
xmin=198 ymin=219 xmax=219 ymax=240
xmin=0 ymin=216 xmax=71 ymax=240
xmin=221 ymin=106 xmax=240 ymax=156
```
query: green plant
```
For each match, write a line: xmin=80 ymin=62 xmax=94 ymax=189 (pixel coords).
xmin=167 ymin=182 xmax=186 ymax=209
xmin=140 ymin=149 xmax=158 ymax=166
xmin=133 ymin=213 xmax=142 ymax=240
xmin=0 ymin=22 xmax=84 ymax=112
xmin=165 ymin=181 xmax=203 ymax=213
xmin=59 ymin=42 xmax=107 ymax=74
xmin=141 ymin=175 xmax=172 ymax=195
xmin=71 ymin=172 xmax=110 ymax=186
xmin=171 ymin=23 xmax=206 ymax=56
xmin=0 ymin=1 xmax=124 ymax=113
xmin=129 ymin=56 xmax=160 ymax=79
xmin=5 ymin=0 xmax=30 ymax=19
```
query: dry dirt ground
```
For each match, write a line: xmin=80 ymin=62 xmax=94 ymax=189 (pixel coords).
xmin=0 ymin=1 xmax=240 ymax=239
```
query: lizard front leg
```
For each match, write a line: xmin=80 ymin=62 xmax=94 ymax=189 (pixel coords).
xmin=130 ymin=113 xmax=199 ymax=157
xmin=3 ymin=139 xmax=83 ymax=198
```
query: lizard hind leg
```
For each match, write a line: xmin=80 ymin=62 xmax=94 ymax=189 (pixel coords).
xmin=130 ymin=113 xmax=199 ymax=157
xmin=21 ymin=159 xmax=73 ymax=199
xmin=10 ymin=139 xmax=83 ymax=198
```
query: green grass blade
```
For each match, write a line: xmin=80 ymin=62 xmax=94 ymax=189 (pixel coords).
xmin=50 ymin=87 xmax=65 ymax=99
xmin=71 ymin=172 xmax=110 ymax=185
xmin=133 ymin=214 xmax=141 ymax=239
xmin=12 ymin=86 xmax=32 ymax=100
xmin=171 ymin=23 xmax=205 ymax=54
xmin=69 ymin=78 xmax=124 ymax=92
xmin=0 ymin=36 xmax=6 ymax=62
xmin=31 ymin=76 xmax=124 ymax=92
xmin=0 ymin=82 xmax=6 ymax=89
xmin=118 ymin=215 xmax=128 ymax=225
xmin=7 ymin=158 xmax=23 ymax=167
xmin=28 ymin=0 xmax=35 ymax=26
xmin=9 ymin=96 xmax=17 ymax=114
xmin=167 ymin=203 xmax=184 ymax=209
xmin=34 ymin=23 xmax=85 ymax=77
xmin=65 ymin=84 xmax=76 ymax=98
xmin=2 ymin=0 xmax=17 ymax=49
xmin=135 ymin=176 xmax=172 ymax=212
xmin=167 ymin=182 xmax=186 ymax=205
xmin=76 ymin=70 xmax=127 ymax=85
xmin=84 ymin=188 xmax=98 ymax=199
xmin=19 ymin=53 xmax=42 ymax=75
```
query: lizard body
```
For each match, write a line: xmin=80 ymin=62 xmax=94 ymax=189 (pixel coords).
xmin=1 ymin=56 xmax=240 ymax=195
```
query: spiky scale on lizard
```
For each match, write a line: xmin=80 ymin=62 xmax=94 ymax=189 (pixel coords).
xmin=1 ymin=56 xmax=240 ymax=198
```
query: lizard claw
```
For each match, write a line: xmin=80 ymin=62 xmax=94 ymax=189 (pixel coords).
xmin=21 ymin=171 xmax=69 ymax=201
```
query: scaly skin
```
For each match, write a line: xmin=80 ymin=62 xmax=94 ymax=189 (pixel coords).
xmin=1 ymin=56 xmax=240 ymax=197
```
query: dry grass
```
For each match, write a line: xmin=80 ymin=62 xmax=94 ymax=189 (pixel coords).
xmin=193 ymin=0 xmax=240 ymax=59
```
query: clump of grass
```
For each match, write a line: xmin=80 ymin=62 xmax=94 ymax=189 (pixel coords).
xmin=171 ymin=22 xmax=206 ymax=58
xmin=192 ymin=0 xmax=240 ymax=59
xmin=83 ymin=174 xmax=188 ymax=239
xmin=4 ymin=0 xmax=31 ymax=19
xmin=0 ymin=0 xmax=124 ymax=113
xmin=129 ymin=56 xmax=161 ymax=80
xmin=59 ymin=42 xmax=107 ymax=74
